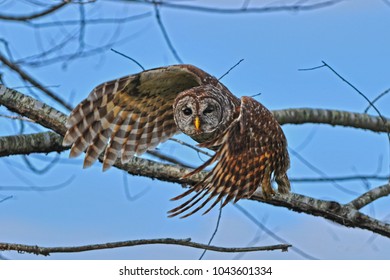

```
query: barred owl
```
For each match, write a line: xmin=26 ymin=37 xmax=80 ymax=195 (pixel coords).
xmin=63 ymin=64 xmax=290 ymax=218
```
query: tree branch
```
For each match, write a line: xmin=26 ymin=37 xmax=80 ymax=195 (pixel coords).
xmin=2 ymin=84 xmax=390 ymax=238
xmin=0 ymin=2 xmax=69 ymax=22
xmin=135 ymin=0 xmax=343 ymax=14
xmin=0 ymin=131 xmax=66 ymax=157
xmin=273 ymin=108 xmax=390 ymax=133
xmin=0 ymin=238 xmax=290 ymax=256
xmin=347 ymin=183 xmax=390 ymax=210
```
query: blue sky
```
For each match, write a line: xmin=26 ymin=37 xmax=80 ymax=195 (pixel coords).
xmin=0 ymin=0 xmax=390 ymax=259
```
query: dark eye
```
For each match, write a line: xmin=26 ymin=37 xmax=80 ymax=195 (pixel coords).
xmin=182 ymin=107 xmax=192 ymax=116
xmin=203 ymin=105 xmax=214 ymax=115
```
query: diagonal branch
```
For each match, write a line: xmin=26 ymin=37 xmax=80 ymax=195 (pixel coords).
xmin=1 ymin=84 xmax=390 ymax=238
xmin=0 ymin=238 xmax=290 ymax=256
xmin=0 ymin=2 xmax=69 ymax=22
xmin=347 ymin=183 xmax=390 ymax=210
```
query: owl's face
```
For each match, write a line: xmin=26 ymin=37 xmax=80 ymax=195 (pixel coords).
xmin=173 ymin=85 xmax=231 ymax=142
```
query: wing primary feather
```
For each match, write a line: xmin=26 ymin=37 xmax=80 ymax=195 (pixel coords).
xmin=167 ymin=190 xmax=209 ymax=217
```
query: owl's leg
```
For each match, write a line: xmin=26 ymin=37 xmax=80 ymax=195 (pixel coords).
xmin=261 ymin=167 xmax=275 ymax=199
xmin=275 ymin=173 xmax=290 ymax=194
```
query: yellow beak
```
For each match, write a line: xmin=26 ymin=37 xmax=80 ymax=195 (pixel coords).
xmin=194 ymin=116 xmax=201 ymax=131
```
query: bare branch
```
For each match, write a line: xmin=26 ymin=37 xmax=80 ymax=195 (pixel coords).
xmin=347 ymin=183 xmax=390 ymax=210
xmin=0 ymin=2 xmax=69 ymax=22
xmin=111 ymin=48 xmax=145 ymax=71
xmin=364 ymin=88 xmax=390 ymax=113
xmin=131 ymin=0 xmax=343 ymax=14
xmin=0 ymin=196 xmax=13 ymax=203
xmin=235 ymin=204 xmax=317 ymax=260
xmin=291 ymin=174 xmax=389 ymax=183
xmin=154 ymin=4 xmax=183 ymax=63
xmin=24 ymin=12 xmax=151 ymax=28
xmin=169 ymin=138 xmax=213 ymax=157
xmin=218 ymin=59 xmax=244 ymax=80
xmin=273 ymin=108 xmax=390 ymax=133
xmin=0 ymin=238 xmax=291 ymax=256
xmin=199 ymin=204 xmax=223 ymax=260
xmin=0 ymin=131 xmax=65 ymax=157
xmin=0 ymin=176 xmax=74 ymax=192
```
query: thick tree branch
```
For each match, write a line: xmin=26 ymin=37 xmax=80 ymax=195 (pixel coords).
xmin=273 ymin=108 xmax=390 ymax=133
xmin=0 ymin=2 xmax=69 ymax=22
xmin=1 ymin=84 xmax=390 ymax=238
xmin=0 ymin=85 xmax=68 ymax=135
xmin=0 ymin=238 xmax=290 ymax=256
xmin=1 ymin=85 xmax=388 ymax=135
xmin=0 ymin=131 xmax=66 ymax=157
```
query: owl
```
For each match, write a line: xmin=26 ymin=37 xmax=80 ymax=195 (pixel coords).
xmin=63 ymin=64 xmax=290 ymax=218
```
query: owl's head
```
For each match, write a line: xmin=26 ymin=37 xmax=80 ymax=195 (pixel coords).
xmin=173 ymin=85 xmax=235 ymax=142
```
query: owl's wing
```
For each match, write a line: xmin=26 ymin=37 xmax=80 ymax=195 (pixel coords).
xmin=63 ymin=64 xmax=217 ymax=170
xmin=168 ymin=96 xmax=290 ymax=218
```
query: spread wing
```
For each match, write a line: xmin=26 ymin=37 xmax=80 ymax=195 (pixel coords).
xmin=63 ymin=64 xmax=218 ymax=170
xmin=168 ymin=96 xmax=290 ymax=218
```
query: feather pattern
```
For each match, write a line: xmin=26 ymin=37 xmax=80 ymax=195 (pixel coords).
xmin=168 ymin=96 xmax=290 ymax=218
xmin=63 ymin=65 xmax=210 ymax=170
xmin=63 ymin=64 xmax=290 ymax=218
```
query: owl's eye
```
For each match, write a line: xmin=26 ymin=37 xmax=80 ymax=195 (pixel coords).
xmin=182 ymin=107 xmax=192 ymax=116
xmin=203 ymin=105 xmax=214 ymax=115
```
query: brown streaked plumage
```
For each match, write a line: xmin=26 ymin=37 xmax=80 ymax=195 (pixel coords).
xmin=63 ymin=64 xmax=290 ymax=218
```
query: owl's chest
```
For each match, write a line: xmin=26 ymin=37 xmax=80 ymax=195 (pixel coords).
xmin=189 ymin=132 xmax=216 ymax=144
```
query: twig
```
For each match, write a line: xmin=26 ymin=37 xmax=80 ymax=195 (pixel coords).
xmin=199 ymin=204 xmax=223 ymax=260
xmin=290 ymin=174 xmax=390 ymax=183
xmin=147 ymin=150 xmax=194 ymax=168
xmin=0 ymin=196 xmax=13 ymax=203
xmin=21 ymin=154 xmax=60 ymax=175
xmin=0 ymin=238 xmax=291 ymax=256
xmin=235 ymin=204 xmax=317 ymax=259
xmin=290 ymin=148 xmax=359 ymax=196
xmin=219 ymin=59 xmax=244 ymax=80
xmin=169 ymin=138 xmax=213 ymax=157
xmin=364 ymin=88 xmax=390 ymax=113
xmin=0 ymin=176 xmax=74 ymax=192
xmin=137 ymin=0 xmax=343 ymax=14
xmin=111 ymin=48 xmax=145 ymax=71
xmin=24 ymin=12 xmax=151 ymax=28
xmin=320 ymin=60 xmax=390 ymax=180
xmin=0 ymin=2 xmax=69 ymax=22
xmin=154 ymin=4 xmax=183 ymax=63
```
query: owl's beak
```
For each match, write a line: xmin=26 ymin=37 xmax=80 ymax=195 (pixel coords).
xmin=194 ymin=116 xmax=201 ymax=132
